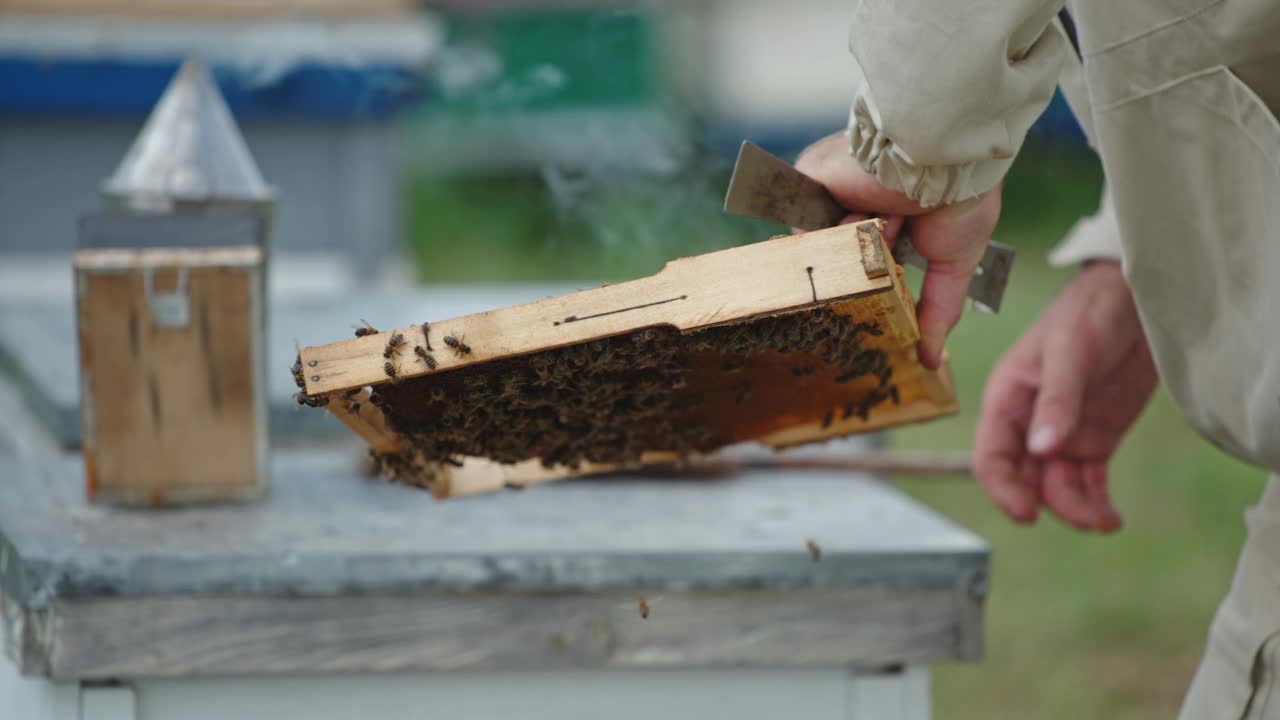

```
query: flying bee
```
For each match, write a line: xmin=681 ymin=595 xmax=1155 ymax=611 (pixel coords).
xmin=443 ymin=334 xmax=472 ymax=357
xmin=414 ymin=345 xmax=437 ymax=369
xmin=806 ymin=539 xmax=822 ymax=562
xmin=353 ymin=319 xmax=378 ymax=338
xmin=638 ymin=597 xmax=650 ymax=620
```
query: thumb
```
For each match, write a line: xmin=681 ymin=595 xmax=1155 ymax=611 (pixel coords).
xmin=795 ymin=132 xmax=929 ymax=216
xmin=1027 ymin=329 xmax=1089 ymax=455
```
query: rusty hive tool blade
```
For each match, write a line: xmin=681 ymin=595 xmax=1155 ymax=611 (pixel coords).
xmin=723 ymin=141 xmax=1015 ymax=313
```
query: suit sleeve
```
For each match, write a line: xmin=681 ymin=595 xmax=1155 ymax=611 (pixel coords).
xmin=1046 ymin=28 xmax=1125 ymax=265
xmin=845 ymin=0 xmax=1069 ymax=207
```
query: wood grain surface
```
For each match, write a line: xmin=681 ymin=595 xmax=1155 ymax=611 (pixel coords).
xmin=75 ymin=247 xmax=266 ymax=505
xmin=41 ymin=585 xmax=981 ymax=679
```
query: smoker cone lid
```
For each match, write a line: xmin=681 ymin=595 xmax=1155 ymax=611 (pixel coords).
xmin=104 ymin=58 xmax=273 ymax=206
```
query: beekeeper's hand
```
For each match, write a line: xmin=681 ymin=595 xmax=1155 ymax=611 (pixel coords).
xmin=974 ymin=261 xmax=1157 ymax=532
xmin=796 ymin=132 xmax=1001 ymax=369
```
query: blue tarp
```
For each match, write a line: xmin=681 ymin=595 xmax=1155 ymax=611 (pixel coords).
xmin=0 ymin=57 xmax=428 ymax=121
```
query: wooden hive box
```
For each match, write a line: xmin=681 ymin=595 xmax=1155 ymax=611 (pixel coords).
xmin=298 ymin=219 xmax=956 ymax=497
xmin=76 ymin=210 xmax=268 ymax=505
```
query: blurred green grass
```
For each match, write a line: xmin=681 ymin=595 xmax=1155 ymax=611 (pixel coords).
xmin=404 ymin=141 xmax=1269 ymax=719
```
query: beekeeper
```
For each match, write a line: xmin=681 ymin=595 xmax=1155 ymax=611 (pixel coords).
xmin=795 ymin=3 xmax=1280 ymax=716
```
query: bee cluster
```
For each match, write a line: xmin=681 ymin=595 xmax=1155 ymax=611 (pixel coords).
xmin=374 ymin=325 xmax=713 ymax=469
xmin=360 ymin=307 xmax=899 ymax=473
xmin=291 ymin=354 xmax=329 ymax=408
xmin=368 ymin=448 xmax=439 ymax=490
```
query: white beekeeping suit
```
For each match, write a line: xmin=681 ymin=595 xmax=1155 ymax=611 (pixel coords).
xmin=843 ymin=1 xmax=1280 ymax=716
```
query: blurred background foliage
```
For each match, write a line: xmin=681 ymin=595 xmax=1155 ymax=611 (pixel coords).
xmin=399 ymin=6 xmax=1269 ymax=718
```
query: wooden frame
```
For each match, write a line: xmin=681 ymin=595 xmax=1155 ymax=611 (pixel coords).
xmin=300 ymin=221 xmax=958 ymax=497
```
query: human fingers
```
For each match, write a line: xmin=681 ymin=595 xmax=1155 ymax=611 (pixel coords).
xmin=908 ymin=191 xmax=1001 ymax=369
xmin=915 ymin=253 xmax=983 ymax=369
xmin=1081 ymin=463 xmax=1123 ymax=533
xmin=975 ymin=346 xmax=1041 ymax=523
xmin=1041 ymin=460 xmax=1103 ymax=531
xmin=1026 ymin=318 xmax=1091 ymax=456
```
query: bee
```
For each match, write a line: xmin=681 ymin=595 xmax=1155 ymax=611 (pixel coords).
xmin=877 ymin=366 xmax=893 ymax=389
xmin=854 ymin=398 xmax=873 ymax=421
xmin=294 ymin=391 xmax=329 ymax=408
xmin=834 ymin=370 xmax=861 ymax=384
xmin=290 ymin=355 xmax=305 ymax=388
xmin=383 ymin=334 xmax=407 ymax=360
xmin=806 ymin=539 xmax=822 ymax=562
xmin=353 ymin=320 xmax=378 ymax=338
xmin=443 ymin=334 xmax=472 ymax=357
xmin=420 ymin=321 xmax=434 ymax=351
xmin=383 ymin=360 xmax=401 ymax=383
xmin=414 ymin=345 xmax=437 ymax=369
xmin=821 ymin=409 xmax=834 ymax=429
xmin=638 ymin=597 xmax=650 ymax=620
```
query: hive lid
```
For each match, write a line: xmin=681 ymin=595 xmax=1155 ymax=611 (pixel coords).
xmin=104 ymin=58 xmax=273 ymax=208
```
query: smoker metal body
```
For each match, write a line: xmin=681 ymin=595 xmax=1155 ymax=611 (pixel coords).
xmin=76 ymin=59 xmax=274 ymax=506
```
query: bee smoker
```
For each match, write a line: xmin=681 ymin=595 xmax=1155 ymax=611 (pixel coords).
xmin=76 ymin=58 xmax=276 ymax=506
